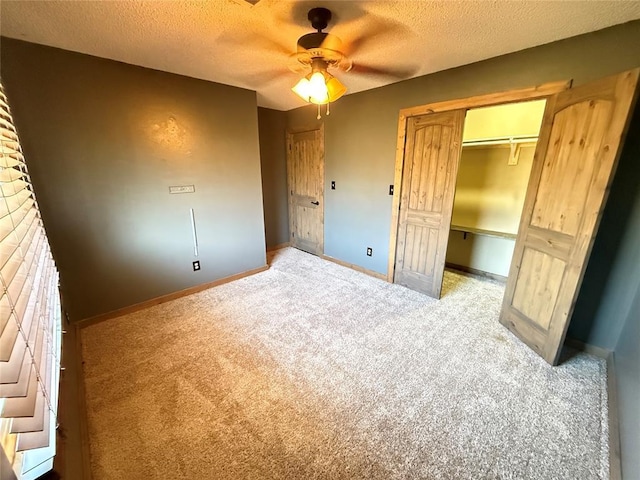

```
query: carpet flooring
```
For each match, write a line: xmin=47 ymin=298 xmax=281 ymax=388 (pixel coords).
xmin=81 ymin=247 xmax=609 ymax=479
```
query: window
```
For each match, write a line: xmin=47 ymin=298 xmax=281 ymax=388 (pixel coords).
xmin=0 ymin=82 xmax=62 ymax=479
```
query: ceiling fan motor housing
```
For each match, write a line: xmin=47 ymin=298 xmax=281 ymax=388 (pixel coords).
xmin=308 ymin=7 xmax=331 ymax=31
xmin=289 ymin=7 xmax=352 ymax=74
xmin=298 ymin=32 xmax=329 ymax=51
xmin=297 ymin=32 xmax=343 ymax=53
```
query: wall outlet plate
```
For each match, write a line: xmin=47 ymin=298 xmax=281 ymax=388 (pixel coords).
xmin=192 ymin=261 xmax=200 ymax=271
xmin=331 ymin=181 xmax=336 ymax=190
xmin=389 ymin=185 xmax=394 ymax=195
xmin=366 ymin=247 xmax=373 ymax=256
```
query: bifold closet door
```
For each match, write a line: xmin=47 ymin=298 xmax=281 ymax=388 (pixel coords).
xmin=500 ymin=68 xmax=639 ymax=365
xmin=394 ymin=109 xmax=465 ymax=298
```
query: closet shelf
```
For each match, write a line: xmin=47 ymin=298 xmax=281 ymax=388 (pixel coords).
xmin=450 ymin=225 xmax=517 ymax=240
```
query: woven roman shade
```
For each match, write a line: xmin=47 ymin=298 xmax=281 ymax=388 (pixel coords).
xmin=0 ymin=83 xmax=62 ymax=479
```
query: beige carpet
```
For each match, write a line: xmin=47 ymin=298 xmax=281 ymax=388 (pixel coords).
xmin=81 ymin=247 xmax=608 ymax=479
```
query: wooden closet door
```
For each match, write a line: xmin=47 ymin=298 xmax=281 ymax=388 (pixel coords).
xmin=394 ymin=110 xmax=465 ymax=298
xmin=500 ymin=69 xmax=639 ymax=365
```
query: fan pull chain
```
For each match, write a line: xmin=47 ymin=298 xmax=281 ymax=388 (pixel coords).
xmin=326 ymin=102 xmax=330 ymax=116
xmin=317 ymin=104 xmax=321 ymax=120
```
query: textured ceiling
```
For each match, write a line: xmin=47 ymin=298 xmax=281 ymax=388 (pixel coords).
xmin=2 ymin=0 xmax=640 ymax=111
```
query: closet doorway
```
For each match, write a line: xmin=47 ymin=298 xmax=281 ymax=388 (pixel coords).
xmin=388 ymin=70 xmax=639 ymax=364
xmin=445 ymin=100 xmax=546 ymax=282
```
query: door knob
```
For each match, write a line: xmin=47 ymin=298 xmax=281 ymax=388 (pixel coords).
xmin=311 ymin=201 xmax=319 ymax=205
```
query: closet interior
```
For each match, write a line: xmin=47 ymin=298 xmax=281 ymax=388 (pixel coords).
xmin=445 ymin=100 xmax=547 ymax=280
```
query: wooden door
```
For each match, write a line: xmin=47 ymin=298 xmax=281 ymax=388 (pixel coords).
xmin=394 ymin=110 xmax=465 ymax=297
xmin=286 ymin=126 xmax=324 ymax=256
xmin=501 ymin=69 xmax=639 ymax=365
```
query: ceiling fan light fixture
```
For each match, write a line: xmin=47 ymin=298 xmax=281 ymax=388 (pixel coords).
xmin=292 ymin=74 xmax=320 ymax=103
xmin=289 ymin=8 xmax=349 ymax=115
xmin=292 ymin=70 xmax=346 ymax=105
xmin=308 ymin=71 xmax=330 ymax=103
xmin=325 ymin=74 xmax=347 ymax=102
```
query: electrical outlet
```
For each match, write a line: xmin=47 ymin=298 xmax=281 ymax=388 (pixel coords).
xmin=192 ymin=261 xmax=200 ymax=271
xmin=366 ymin=247 xmax=373 ymax=257
xmin=331 ymin=181 xmax=336 ymax=190
xmin=389 ymin=185 xmax=394 ymax=195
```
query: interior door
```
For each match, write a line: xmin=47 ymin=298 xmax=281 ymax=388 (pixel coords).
xmin=286 ymin=126 xmax=324 ymax=256
xmin=500 ymin=69 xmax=639 ymax=365
xmin=394 ymin=110 xmax=465 ymax=297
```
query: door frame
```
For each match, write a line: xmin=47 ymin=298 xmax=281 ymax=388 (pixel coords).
xmin=387 ymin=80 xmax=572 ymax=283
xmin=286 ymin=123 xmax=325 ymax=255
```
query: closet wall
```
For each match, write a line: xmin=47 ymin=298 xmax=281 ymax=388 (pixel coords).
xmin=445 ymin=100 xmax=546 ymax=277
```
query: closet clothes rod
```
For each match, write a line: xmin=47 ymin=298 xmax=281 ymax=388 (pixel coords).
xmin=462 ymin=135 xmax=538 ymax=147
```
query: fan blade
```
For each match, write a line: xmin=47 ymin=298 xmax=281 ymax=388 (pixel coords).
xmin=217 ymin=32 xmax=292 ymax=57
xmin=339 ymin=15 xmax=412 ymax=57
xmin=350 ymin=63 xmax=419 ymax=81
xmin=256 ymin=37 xmax=293 ymax=57
xmin=236 ymin=68 xmax=290 ymax=87
xmin=275 ymin=3 xmax=410 ymax=57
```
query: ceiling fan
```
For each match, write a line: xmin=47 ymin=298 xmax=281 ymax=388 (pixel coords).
xmin=288 ymin=7 xmax=351 ymax=107
xmin=285 ymin=6 xmax=416 ymax=116
xmin=218 ymin=3 xmax=416 ymax=113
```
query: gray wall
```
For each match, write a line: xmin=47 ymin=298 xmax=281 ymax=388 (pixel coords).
xmin=615 ymin=285 xmax=640 ymax=479
xmin=1 ymin=38 xmax=266 ymax=321
xmin=258 ymin=107 xmax=289 ymax=248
